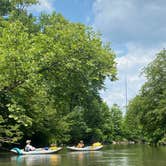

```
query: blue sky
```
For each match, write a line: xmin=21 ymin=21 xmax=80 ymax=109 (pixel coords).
xmin=30 ymin=0 xmax=166 ymax=111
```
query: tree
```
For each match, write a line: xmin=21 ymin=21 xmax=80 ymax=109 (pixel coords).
xmin=140 ymin=49 xmax=166 ymax=144
xmin=124 ymin=96 xmax=143 ymax=142
xmin=0 ymin=0 xmax=12 ymax=16
xmin=0 ymin=8 xmax=117 ymax=146
xmin=125 ymin=49 xmax=166 ymax=144
xmin=109 ymin=104 xmax=123 ymax=141
xmin=0 ymin=0 xmax=38 ymax=16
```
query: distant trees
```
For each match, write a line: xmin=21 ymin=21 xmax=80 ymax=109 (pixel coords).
xmin=109 ymin=104 xmax=123 ymax=141
xmin=124 ymin=96 xmax=143 ymax=142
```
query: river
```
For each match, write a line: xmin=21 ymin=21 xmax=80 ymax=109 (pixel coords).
xmin=0 ymin=145 xmax=166 ymax=166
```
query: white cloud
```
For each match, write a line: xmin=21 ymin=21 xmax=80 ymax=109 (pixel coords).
xmin=117 ymin=44 xmax=157 ymax=71
xmin=93 ymin=0 xmax=166 ymax=111
xmin=100 ymin=44 xmax=164 ymax=112
xmin=93 ymin=0 xmax=166 ymax=46
xmin=28 ymin=0 xmax=54 ymax=14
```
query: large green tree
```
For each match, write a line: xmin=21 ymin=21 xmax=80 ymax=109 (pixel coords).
xmin=140 ymin=49 xmax=166 ymax=144
xmin=125 ymin=49 xmax=166 ymax=144
xmin=0 ymin=2 xmax=117 ymax=146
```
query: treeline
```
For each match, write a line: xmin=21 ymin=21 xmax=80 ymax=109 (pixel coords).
xmin=124 ymin=50 xmax=166 ymax=145
xmin=0 ymin=0 xmax=118 ymax=146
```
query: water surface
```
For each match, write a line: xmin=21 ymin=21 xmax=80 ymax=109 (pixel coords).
xmin=0 ymin=145 xmax=166 ymax=166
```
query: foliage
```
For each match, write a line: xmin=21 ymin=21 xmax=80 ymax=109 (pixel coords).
xmin=125 ymin=49 xmax=166 ymax=144
xmin=0 ymin=0 xmax=38 ymax=16
xmin=109 ymin=104 xmax=123 ymax=141
xmin=124 ymin=96 xmax=143 ymax=142
xmin=0 ymin=1 xmax=117 ymax=146
xmin=140 ymin=49 xmax=166 ymax=144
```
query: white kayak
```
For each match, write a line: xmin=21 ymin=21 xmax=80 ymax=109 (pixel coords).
xmin=67 ymin=145 xmax=103 ymax=151
xmin=11 ymin=147 xmax=62 ymax=155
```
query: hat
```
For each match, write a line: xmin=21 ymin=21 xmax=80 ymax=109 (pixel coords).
xmin=26 ymin=140 xmax=31 ymax=144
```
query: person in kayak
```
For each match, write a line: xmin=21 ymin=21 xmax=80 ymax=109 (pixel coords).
xmin=25 ymin=140 xmax=36 ymax=152
xmin=77 ymin=140 xmax=84 ymax=148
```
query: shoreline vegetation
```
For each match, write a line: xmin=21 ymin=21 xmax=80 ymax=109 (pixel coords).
xmin=0 ymin=0 xmax=165 ymax=148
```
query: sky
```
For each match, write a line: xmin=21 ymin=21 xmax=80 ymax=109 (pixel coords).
xmin=30 ymin=0 xmax=166 ymax=112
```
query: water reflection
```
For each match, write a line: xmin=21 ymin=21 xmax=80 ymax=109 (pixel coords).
xmin=66 ymin=151 xmax=107 ymax=166
xmin=11 ymin=154 xmax=61 ymax=166
xmin=4 ymin=145 xmax=166 ymax=166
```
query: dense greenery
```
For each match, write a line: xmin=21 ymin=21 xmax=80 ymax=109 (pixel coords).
xmin=125 ymin=49 xmax=166 ymax=144
xmin=0 ymin=0 xmax=118 ymax=146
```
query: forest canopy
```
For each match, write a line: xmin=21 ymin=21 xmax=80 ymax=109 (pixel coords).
xmin=0 ymin=0 xmax=117 ymax=146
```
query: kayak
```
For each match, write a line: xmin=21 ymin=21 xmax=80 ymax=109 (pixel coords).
xmin=11 ymin=147 xmax=62 ymax=155
xmin=67 ymin=145 xmax=103 ymax=151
